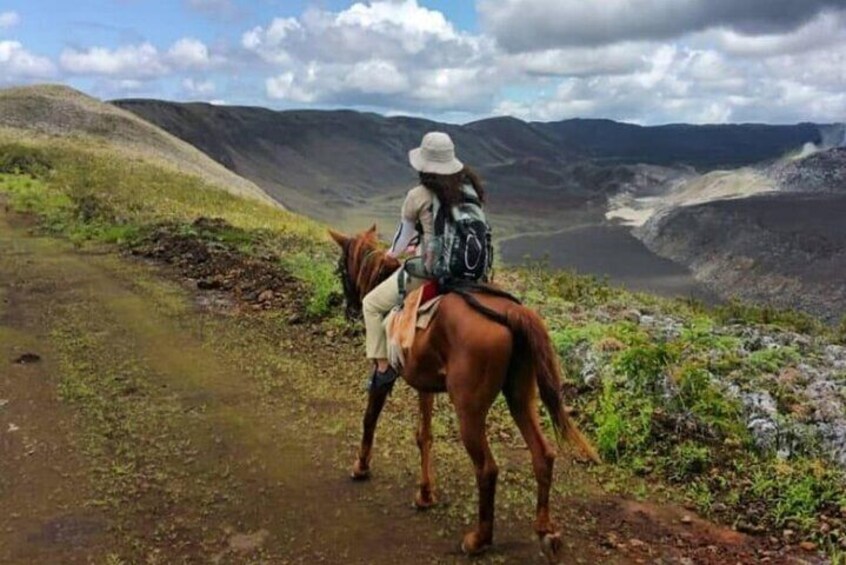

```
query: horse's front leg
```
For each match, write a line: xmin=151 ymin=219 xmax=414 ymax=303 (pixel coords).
xmin=414 ymin=392 xmax=436 ymax=509
xmin=351 ymin=387 xmax=391 ymax=480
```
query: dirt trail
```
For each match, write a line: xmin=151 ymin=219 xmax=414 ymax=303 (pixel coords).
xmin=0 ymin=207 xmax=820 ymax=564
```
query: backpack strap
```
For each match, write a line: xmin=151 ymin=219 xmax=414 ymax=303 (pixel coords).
xmin=432 ymin=194 xmax=447 ymax=236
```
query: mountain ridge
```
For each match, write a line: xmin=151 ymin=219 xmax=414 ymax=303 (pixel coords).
xmin=114 ymin=97 xmax=825 ymax=224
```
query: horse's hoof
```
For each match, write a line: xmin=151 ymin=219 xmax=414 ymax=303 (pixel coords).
xmin=350 ymin=460 xmax=371 ymax=481
xmin=460 ymin=531 xmax=491 ymax=556
xmin=540 ymin=532 xmax=563 ymax=563
xmin=413 ymin=490 xmax=436 ymax=510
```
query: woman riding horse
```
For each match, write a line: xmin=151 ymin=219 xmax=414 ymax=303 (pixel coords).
xmin=361 ymin=131 xmax=483 ymax=390
xmin=330 ymin=132 xmax=599 ymax=561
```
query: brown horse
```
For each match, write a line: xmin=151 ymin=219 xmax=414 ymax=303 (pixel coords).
xmin=330 ymin=226 xmax=599 ymax=561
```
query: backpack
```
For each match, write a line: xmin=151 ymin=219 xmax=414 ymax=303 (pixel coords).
xmin=429 ymin=184 xmax=493 ymax=282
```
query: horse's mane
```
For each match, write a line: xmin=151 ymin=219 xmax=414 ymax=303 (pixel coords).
xmin=338 ymin=229 xmax=401 ymax=317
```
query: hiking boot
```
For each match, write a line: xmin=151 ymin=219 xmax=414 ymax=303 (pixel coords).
xmin=368 ymin=366 xmax=399 ymax=392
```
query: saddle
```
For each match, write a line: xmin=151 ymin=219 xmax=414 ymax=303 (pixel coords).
xmin=385 ymin=280 xmax=443 ymax=369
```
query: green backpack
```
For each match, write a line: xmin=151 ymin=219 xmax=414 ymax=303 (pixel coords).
xmin=428 ymin=184 xmax=493 ymax=282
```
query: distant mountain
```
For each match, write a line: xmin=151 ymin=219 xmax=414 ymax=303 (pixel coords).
xmin=112 ymin=101 xmax=610 ymax=222
xmin=533 ymin=119 xmax=824 ymax=169
xmin=114 ymin=99 xmax=824 ymax=219
xmin=0 ymin=85 xmax=276 ymax=207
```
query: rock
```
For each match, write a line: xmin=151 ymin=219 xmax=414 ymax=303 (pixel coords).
xmin=680 ymin=515 xmax=693 ymax=525
xmin=287 ymin=313 xmax=303 ymax=325
xmin=711 ymin=503 xmax=728 ymax=513
xmin=799 ymin=541 xmax=817 ymax=552
xmin=13 ymin=353 xmax=40 ymax=364
xmin=601 ymin=532 xmax=619 ymax=548
xmin=228 ymin=529 xmax=269 ymax=554
xmin=737 ymin=521 xmax=766 ymax=535
xmin=777 ymin=367 xmax=802 ymax=386
xmin=628 ymin=538 xmax=646 ymax=548
xmin=197 ymin=277 xmax=222 ymax=290
xmin=258 ymin=289 xmax=274 ymax=303
xmin=621 ymin=309 xmax=642 ymax=323
xmin=597 ymin=337 xmax=625 ymax=353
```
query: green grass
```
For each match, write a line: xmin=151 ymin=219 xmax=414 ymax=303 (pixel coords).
xmin=280 ymin=252 xmax=342 ymax=318
xmin=0 ymin=138 xmax=335 ymax=302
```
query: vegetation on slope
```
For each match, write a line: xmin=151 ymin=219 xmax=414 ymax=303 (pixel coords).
xmin=0 ymin=85 xmax=276 ymax=206
xmin=2 ymin=137 xmax=846 ymax=559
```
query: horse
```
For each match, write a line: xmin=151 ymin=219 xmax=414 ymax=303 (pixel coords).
xmin=329 ymin=225 xmax=599 ymax=561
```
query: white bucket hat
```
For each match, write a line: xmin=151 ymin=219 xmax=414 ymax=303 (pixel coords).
xmin=408 ymin=131 xmax=464 ymax=175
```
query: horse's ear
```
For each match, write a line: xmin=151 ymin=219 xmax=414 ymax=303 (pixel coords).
xmin=328 ymin=229 xmax=349 ymax=248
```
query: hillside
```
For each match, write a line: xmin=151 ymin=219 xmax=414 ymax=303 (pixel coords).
xmin=112 ymin=100 xmax=595 ymax=224
xmin=637 ymin=148 xmax=846 ymax=321
xmin=0 ymin=85 xmax=278 ymax=207
xmin=114 ymin=99 xmax=823 ymax=223
xmin=1 ymin=98 xmax=846 ymax=562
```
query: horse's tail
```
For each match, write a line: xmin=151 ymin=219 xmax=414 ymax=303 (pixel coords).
xmin=505 ymin=305 xmax=601 ymax=464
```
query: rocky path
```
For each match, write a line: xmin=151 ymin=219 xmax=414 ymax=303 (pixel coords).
xmin=0 ymin=208 xmax=819 ymax=564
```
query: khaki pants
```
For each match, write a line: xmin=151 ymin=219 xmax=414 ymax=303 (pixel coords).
xmin=364 ymin=269 xmax=424 ymax=360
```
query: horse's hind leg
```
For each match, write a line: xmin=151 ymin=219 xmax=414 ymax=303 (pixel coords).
xmin=351 ymin=387 xmax=391 ymax=480
xmin=455 ymin=405 xmax=498 ymax=555
xmin=414 ymin=392 xmax=436 ymax=509
xmin=504 ymin=376 xmax=562 ymax=561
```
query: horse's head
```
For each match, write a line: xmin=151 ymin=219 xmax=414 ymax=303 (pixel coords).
xmin=329 ymin=225 xmax=401 ymax=320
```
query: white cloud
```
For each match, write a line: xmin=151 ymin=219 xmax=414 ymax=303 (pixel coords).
xmin=60 ymin=43 xmax=168 ymax=78
xmin=182 ymin=77 xmax=216 ymax=96
xmin=0 ymin=40 xmax=56 ymax=82
xmin=58 ymin=38 xmax=225 ymax=81
xmin=167 ymin=38 xmax=217 ymax=69
xmin=0 ymin=11 xmax=20 ymax=29
xmin=343 ymin=60 xmax=409 ymax=94
xmin=493 ymin=35 xmax=846 ymax=125
xmin=248 ymin=0 xmax=498 ymax=112
xmin=266 ymin=72 xmax=316 ymax=103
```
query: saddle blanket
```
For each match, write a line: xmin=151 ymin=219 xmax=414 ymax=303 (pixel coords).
xmin=385 ymin=282 xmax=443 ymax=369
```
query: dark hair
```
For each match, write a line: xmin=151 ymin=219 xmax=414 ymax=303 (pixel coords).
xmin=419 ymin=166 xmax=485 ymax=208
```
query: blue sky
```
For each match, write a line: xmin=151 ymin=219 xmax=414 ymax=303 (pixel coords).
xmin=1 ymin=1 xmax=844 ymax=124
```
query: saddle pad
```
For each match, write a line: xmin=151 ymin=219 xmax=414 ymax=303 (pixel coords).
xmin=385 ymin=286 xmax=443 ymax=369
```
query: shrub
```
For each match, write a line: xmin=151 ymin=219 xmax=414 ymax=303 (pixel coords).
xmin=714 ymin=299 xmax=821 ymax=335
xmin=281 ymin=252 xmax=341 ymax=319
xmin=613 ymin=343 xmax=674 ymax=395
xmin=668 ymin=442 xmax=712 ymax=481
xmin=0 ymin=143 xmax=53 ymax=176
xmin=593 ymin=380 xmax=654 ymax=461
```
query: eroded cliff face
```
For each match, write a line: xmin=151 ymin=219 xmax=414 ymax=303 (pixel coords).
xmin=637 ymin=148 xmax=846 ymax=321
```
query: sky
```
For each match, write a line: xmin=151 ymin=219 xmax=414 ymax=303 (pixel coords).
xmin=0 ymin=0 xmax=844 ymax=124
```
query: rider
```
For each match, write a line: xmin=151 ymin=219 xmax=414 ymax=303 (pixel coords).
xmin=363 ymin=131 xmax=486 ymax=389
